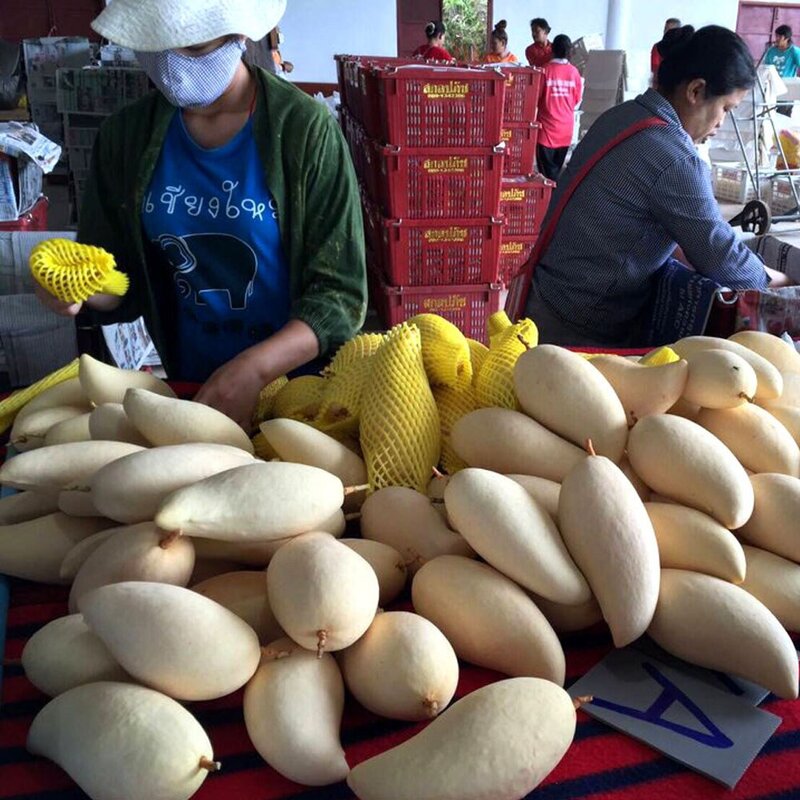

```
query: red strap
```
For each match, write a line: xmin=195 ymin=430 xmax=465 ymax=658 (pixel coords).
xmin=505 ymin=115 xmax=669 ymax=319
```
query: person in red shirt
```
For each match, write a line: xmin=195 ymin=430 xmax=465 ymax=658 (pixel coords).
xmin=413 ymin=20 xmax=455 ymax=61
xmin=483 ymin=19 xmax=519 ymax=63
xmin=536 ymin=34 xmax=583 ymax=181
xmin=651 ymin=17 xmax=681 ymax=78
xmin=526 ymin=17 xmax=553 ymax=68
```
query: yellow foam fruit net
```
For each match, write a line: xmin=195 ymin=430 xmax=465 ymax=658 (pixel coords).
xmin=29 ymin=239 xmax=129 ymax=303
xmin=486 ymin=310 xmax=513 ymax=343
xmin=315 ymin=355 xmax=374 ymax=439
xmin=271 ymin=375 xmax=327 ymax=421
xmin=433 ymin=383 xmax=476 ymax=475
xmin=407 ymin=313 xmax=472 ymax=389
xmin=323 ymin=332 xmax=385 ymax=377
xmin=476 ymin=318 xmax=538 ymax=409
xmin=467 ymin=338 xmax=489 ymax=387
xmin=360 ymin=322 xmax=441 ymax=493
xmin=251 ymin=431 xmax=279 ymax=460
xmin=0 ymin=358 xmax=79 ymax=435
xmin=640 ymin=345 xmax=681 ymax=366
xmin=251 ymin=375 xmax=289 ymax=427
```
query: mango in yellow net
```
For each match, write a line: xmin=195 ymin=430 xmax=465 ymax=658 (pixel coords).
xmin=315 ymin=355 xmax=374 ymax=438
xmin=640 ymin=346 xmax=681 ymax=366
xmin=486 ymin=310 xmax=512 ymax=342
xmin=467 ymin=339 xmax=489 ymax=387
xmin=252 ymin=375 xmax=289 ymax=427
xmin=433 ymin=383 xmax=476 ymax=475
xmin=323 ymin=332 xmax=385 ymax=377
xmin=360 ymin=323 xmax=441 ymax=493
xmin=29 ymin=239 xmax=129 ymax=303
xmin=407 ymin=313 xmax=472 ymax=388
xmin=476 ymin=319 xmax=538 ymax=409
xmin=272 ymin=375 xmax=327 ymax=421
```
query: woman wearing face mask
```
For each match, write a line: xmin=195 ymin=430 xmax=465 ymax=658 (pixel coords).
xmin=34 ymin=0 xmax=366 ymax=430
xmin=507 ymin=26 xmax=793 ymax=347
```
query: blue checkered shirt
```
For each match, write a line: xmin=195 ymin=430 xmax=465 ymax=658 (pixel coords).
xmin=528 ymin=89 xmax=768 ymax=342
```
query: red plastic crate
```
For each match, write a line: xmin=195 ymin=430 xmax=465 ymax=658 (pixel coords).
xmin=0 ymin=197 xmax=48 ymax=231
xmin=341 ymin=108 xmax=378 ymax=194
xmin=369 ymin=140 xmax=505 ymax=219
xmin=370 ymin=66 xmax=506 ymax=148
xmin=371 ymin=270 xmax=503 ymax=343
xmin=498 ymin=234 xmax=538 ymax=285
xmin=494 ymin=65 xmax=544 ymax=123
xmin=500 ymin=174 xmax=554 ymax=236
xmin=370 ymin=207 xmax=504 ymax=286
xmin=500 ymin=122 xmax=540 ymax=176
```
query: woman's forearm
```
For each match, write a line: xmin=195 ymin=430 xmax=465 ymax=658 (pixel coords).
xmin=246 ymin=318 xmax=321 ymax=383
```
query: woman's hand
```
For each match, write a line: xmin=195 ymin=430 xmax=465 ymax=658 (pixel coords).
xmin=766 ymin=267 xmax=796 ymax=288
xmin=34 ymin=282 xmax=83 ymax=316
xmin=194 ymin=350 xmax=267 ymax=431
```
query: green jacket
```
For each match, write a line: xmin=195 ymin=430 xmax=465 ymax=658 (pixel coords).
xmin=78 ymin=67 xmax=367 ymax=378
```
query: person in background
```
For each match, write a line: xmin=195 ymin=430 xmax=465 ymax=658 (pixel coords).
xmin=651 ymin=17 xmax=681 ymax=78
xmin=765 ymin=25 xmax=800 ymax=77
xmin=268 ymin=26 xmax=293 ymax=76
xmin=518 ymin=26 xmax=791 ymax=348
xmin=536 ymin=34 xmax=582 ymax=181
xmin=526 ymin=18 xmax=553 ymax=68
xmin=483 ymin=20 xmax=518 ymax=64
xmin=413 ymin=20 xmax=454 ymax=61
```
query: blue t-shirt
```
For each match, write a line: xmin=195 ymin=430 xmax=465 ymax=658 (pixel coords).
xmin=765 ymin=44 xmax=800 ymax=78
xmin=141 ymin=113 xmax=291 ymax=382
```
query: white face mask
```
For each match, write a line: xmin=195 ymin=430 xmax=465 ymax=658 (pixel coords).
xmin=135 ymin=38 xmax=246 ymax=108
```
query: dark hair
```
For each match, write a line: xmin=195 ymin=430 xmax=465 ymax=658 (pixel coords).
xmin=530 ymin=17 xmax=551 ymax=33
xmin=425 ymin=20 xmax=445 ymax=40
xmin=552 ymin=34 xmax=572 ymax=60
xmin=665 ymin=18 xmax=681 ymax=27
xmin=776 ymin=25 xmax=793 ymax=42
xmin=657 ymin=25 xmax=756 ymax=97
xmin=492 ymin=19 xmax=508 ymax=45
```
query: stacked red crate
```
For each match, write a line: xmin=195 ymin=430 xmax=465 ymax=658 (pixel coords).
xmin=336 ymin=55 xmax=508 ymax=341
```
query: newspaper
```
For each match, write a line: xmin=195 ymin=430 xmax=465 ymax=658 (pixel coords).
xmin=0 ymin=121 xmax=61 ymax=173
xmin=101 ymin=316 xmax=160 ymax=371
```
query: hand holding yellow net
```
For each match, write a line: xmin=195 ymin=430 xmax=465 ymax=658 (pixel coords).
xmin=29 ymin=239 xmax=129 ymax=303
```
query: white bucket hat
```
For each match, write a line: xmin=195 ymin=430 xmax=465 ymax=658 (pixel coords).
xmin=91 ymin=0 xmax=287 ymax=52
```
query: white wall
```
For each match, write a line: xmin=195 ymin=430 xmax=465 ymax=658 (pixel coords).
xmin=279 ymin=0 xmax=397 ymax=84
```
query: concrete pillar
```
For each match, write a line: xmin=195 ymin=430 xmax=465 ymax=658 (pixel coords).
xmin=605 ymin=0 xmax=631 ymax=50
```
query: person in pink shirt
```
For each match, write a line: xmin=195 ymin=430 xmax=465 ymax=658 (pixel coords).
xmin=536 ymin=34 xmax=583 ymax=181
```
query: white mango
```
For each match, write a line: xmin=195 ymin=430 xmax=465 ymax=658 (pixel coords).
xmin=44 ymin=412 xmax=92 ymax=446
xmin=741 ymin=545 xmax=800 ymax=631
xmin=243 ymin=638 xmax=348 ymax=786
xmin=0 ymin=490 xmax=59 ymax=525
xmin=0 ymin=513 xmax=112 ymax=584
xmin=648 ymin=569 xmax=799 ymax=699
xmin=347 ymin=678 xmax=576 ymax=800
xmin=123 ymin=388 xmax=253 ymax=452
xmin=505 ymin=474 xmax=560 ymax=518
xmin=189 ymin=558 xmax=244 ymax=585
xmin=681 ymin=349 xmax=758 ymax=408
xmin=667 ymin=396 xmax=701 ymax=421
xmin=619 ymin=455 xmax=651 ymax=502
xmin=60 ymin=528 xmax=118 ymax=581
xmin=672 ymin=336 xmax=783 ymax=400
xmin=0 ymin=440 xmax=145 ymax=492
xmin=528 ymin=592 xmax=604 ymax=633
xmin=738 ymin=473 xmax=800 ymax=561
xmin=627 ymin=414 xmax=754 ymax=528
xmin=559 ymin=452 xmax=660 ymax=648
xmin=697 ymin=404 xmax=800 ymax=477
xmin=88 ymin=403 xmax=150 ymax=446
xmin=514 ymin=345 xmax=628 ymax=461
xmin=360 ymin=486 xmax=473 ymax=574
xmin=79 ymin=353 xmax=176 ymax=405
xmin=13 ymin=377 xmax=88 ymax=425
xmin=445 ymin=469 xmax=589 ymax=605
xmin=267 ymin=532 xmax=379 ymax=654
xmin=22 ymin=613 xmax=129 ymax=696
xmin=589 ymin=355 xmax=688 ymax=426
xmin=11 ymin=406 xmax=88 ymax=452
xmin=729 ymin=330 xmax=800 ymax=374
xmin=69 ymin=522 xmax=196 ymax=613
xmin=645 ymin=502 xmax=746 ymax=583
xmin=413 ymin=555 xmax=565 ymax=683
xmin=58 ymin=489 xmax=103 ymax=517
xmin=339 ymin=611 xmax=459 ymax=720
xmin=451 ymin=407 xmax=586 ymax=482
xmin=90 ymin=443 xmax=254 ymax=524
xmin=769 ymin=405 xmax=800 ymax=446
xmin=192 ymin=571 xmax=283 ymax=644
xmin=341 ymin=538 xmax=408 ymax=606
xmin=28 ymin=682 xmax=216 ymax=800
xmin=80 ymin=581 xmax=261 ymax=701
xmin=155 ymin=462 xmax=344 ymax=541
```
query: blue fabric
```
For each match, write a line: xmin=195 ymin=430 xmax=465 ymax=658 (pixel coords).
xmin=527 ymin=89 xmax=768 ymax=345
xmin=142 ymin=112 xmax=291 ymax=382
xmin=764 ymin=45 xmax=800 ymax=78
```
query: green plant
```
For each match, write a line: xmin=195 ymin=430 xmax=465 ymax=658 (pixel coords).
xmin=442 ymin=0 xmax=488 ymax=62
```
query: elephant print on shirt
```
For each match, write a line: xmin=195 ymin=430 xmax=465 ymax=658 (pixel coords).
xmin=154 ymin=232 xmax=259 ymax=310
